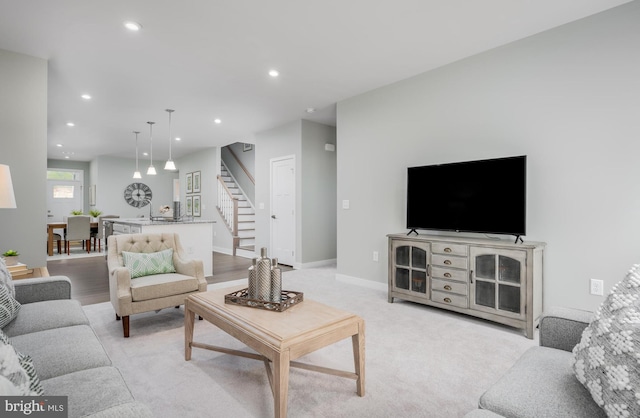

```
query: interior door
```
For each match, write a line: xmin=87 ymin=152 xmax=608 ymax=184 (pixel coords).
xmin=47 ymin=169 xmax=84 ymax=222
xmin=270 ymin=156 xmax=295 ymax=266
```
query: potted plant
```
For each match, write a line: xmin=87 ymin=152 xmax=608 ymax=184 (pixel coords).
xmin=89 ymin=209 xmax=103 ymax=220
xmin=70 ymin=210 xmax=84 ymax=215
xmin=2 ymin=249 xmax=19 ymax=266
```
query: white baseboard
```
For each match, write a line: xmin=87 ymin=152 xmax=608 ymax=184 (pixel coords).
xmin=213 ymin=246 xmax=233 ymax=256
xmin=296 ymin=258 xmax=337 ymax=269
xmin=336 ymin=273 xmax=387 ymax=291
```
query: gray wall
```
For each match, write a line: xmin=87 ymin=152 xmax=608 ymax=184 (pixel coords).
xmin=301 ymin=120 xmax=337 ymax=264
xmin=0 ymin=49 xmax=48 ymax=268
xmin=336 ymin=1 xmax=640 ymax=312
xmin=254 ymin=119 xmax=337 ymax=266
xmin=92 ymin=156 xmax=178 ymax=218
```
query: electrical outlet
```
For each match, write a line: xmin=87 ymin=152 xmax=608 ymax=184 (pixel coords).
xmin=373 ymin=251 xmax=379 ymax=262
xmin=590 ymin=279 xmax=604 ymax=296
xmin=342 ymin=200 xmax=350 ymax=209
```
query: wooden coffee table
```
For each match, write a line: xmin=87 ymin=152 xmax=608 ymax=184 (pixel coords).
xmin=184 ymin=286 xmax=365 ymax=418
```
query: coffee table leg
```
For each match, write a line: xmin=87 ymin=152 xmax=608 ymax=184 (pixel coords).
xmin=184 ymin=300 xmax=195 ymax=361
xmin=352 ymin=319 xmax=365 ymax=397
xmin=273 ymin=350 xmax=291 ymax=418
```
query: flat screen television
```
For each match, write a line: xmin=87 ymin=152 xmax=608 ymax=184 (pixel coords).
xmin=406 ymin=155 xmax=526 ymax=237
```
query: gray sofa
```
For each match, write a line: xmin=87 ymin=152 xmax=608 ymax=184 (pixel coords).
xmin=2 ymin=276 xmax=151 ymax=417
xmin=466 ymin=307 xmax=605 ymax=418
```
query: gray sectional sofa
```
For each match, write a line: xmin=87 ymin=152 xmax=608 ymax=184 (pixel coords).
xmin=466 ymin=307 xmax=604 ymax=418
xmin=3 ymin=276 xmax=151 ymax=417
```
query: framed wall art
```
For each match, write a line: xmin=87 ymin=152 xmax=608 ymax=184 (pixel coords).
xmin=186 ymin=196 xmax=193 ymax=216
xmin=193 ymin=195 xmax=201 ymax=217
xmin=186 ymin=172 xmax=193 ymax=194
xmin=193 ymin=171 xmax=201 ymax=193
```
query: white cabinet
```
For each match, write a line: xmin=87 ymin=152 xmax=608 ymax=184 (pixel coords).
xmin=388 ymin=234 xmax=545 ymax=338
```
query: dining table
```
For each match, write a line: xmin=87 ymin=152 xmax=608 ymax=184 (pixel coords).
xmin=47 ymin=221 xmax=98 ymax=256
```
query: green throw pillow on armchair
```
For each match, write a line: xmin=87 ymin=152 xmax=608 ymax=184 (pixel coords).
xmin=122 ymin=248 xmax=176 ymax=279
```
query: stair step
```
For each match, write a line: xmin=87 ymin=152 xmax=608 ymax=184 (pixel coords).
xmin=239 ymin=237 xmax=255 ymax=246
xmin=238 ymin=222 xmax=255 ymax=229
xmin=238 ymin=229 xmax=254 ymax=238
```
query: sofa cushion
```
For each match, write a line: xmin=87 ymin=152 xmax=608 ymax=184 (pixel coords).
xmin=130 ymin=273 xmax=199 ymax=302
xmin=10 ymin=325 xmax=111 ymax=380
xmin=0 ymin=284 xmax=20 ymax=328
xmin=479 ymin=346 xmax=606 ymax=418
xmin=572 ymin=264 xmax=640 ymax=418
xmin=2 ymin=299 xmax=89 ymax=338
xmin=122 ymin=248 xmax=176 ymax=279
xmin=41 ymin=366 xmax=146 ymax=417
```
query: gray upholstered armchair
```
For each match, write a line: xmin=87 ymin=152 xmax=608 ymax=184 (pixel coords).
xmin=107 ymin=232 xmax=207 ymax=337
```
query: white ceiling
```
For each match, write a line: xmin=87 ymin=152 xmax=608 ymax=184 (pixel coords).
xmin=0 ymin=0 xmax=631 ymax=162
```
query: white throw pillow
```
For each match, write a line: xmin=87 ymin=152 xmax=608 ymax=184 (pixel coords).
xmin=572 ymin=264 xmax=640 ymax=418
xmin=0 ymin=284 xmax=20 ymax=328
xmin=0 ymin=257 xmax=15 ymax=298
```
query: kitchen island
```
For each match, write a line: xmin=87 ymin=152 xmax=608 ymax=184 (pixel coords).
xmin=109 ymin=218 xmax=215 ymax=276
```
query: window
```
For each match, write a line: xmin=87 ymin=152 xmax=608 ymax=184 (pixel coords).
xmin=47 ymin=170 xmax=79 ymax=181
xmin=53 ymin=185 xmax=75 ymax=199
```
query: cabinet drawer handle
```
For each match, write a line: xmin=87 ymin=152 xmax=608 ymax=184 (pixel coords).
xmin=444 ymin=247 xmax=452 ymax=253
xmin=444 ymin=272 xmax=451 ymax=278
xmin=444 ymin=285 xmax=452 ymax=291
xmin=444 ymin=297 xmax=452 ymax=303
xmin=444 ymin=260 xmax=451 ymax=265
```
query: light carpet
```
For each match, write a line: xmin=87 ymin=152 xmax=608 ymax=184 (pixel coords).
xmin=83 ymin=267 xmax=537 ymax=418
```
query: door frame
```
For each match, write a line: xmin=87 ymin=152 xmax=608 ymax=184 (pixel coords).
xmin=269 ymin=155 xmax=296 ymax=266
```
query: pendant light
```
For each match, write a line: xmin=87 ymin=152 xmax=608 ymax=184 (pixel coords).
xmin=133 ymin=131 xmax=142 ymax=179
xmin=147 ymin=121 xmax=157 ymax=175
xmin=164 ymin=109 xmax=176 ymax=171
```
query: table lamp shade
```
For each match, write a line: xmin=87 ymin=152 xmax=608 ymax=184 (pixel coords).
xmin=0 ymin=164 xmax=17 ymax=208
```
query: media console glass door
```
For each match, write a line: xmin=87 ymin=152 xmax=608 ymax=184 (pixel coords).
xmin=392 ymin=241 xmax=429 ymax=295
xmin=469 ymin=247 xmax=527 ymax=320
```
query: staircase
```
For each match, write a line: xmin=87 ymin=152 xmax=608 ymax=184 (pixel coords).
xmin=217 ymin=162 xmax=255 ymax=257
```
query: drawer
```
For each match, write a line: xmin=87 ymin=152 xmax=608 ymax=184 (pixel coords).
xmin=431 ymin=242 xmax=468 ymax=256
xmin=431 ymin=266 xmax=468 ymax=282
xmin=431 ymin=278 xmax=468 ymax=296
xmin=432 ymin=254 xmax=467 ymax=269
xmin=130 ymin=226 xmax=142 ymax=233
xmin=431 ymin=290 xmax=468 ymax=308
xmin=113 ymin=223 xmax=130 ymax=233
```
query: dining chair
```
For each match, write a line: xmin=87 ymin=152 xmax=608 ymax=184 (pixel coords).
xmin=92 ymin=215 xmax=119 ymax=252
xmin=65 ymin=215 xmax=91 ymax=255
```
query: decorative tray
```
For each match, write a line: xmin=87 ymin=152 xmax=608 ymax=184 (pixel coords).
xmin=224 ymin=288 xmax=304 ymax=312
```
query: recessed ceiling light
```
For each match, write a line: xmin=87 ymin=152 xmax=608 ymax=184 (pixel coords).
xmin=56 ymin=144 xmax=63 ymax=147
xmin=81 ymin=94 xmax=91 ymax=100
xmin=214 ymin=119 xmax=222 ymax=124
xmin=306 ymin=108 xmax=316 ymax=113
xmin=268 ymin=69 xmax=279 ymax=77
xmin=142 ymin=152 xmax=149 ymax=156
xmin=66 ymin=122 xmax=75 ymax=127
xmin=175 ymin=137 xmax=181 ymax=141
xmin=124 ymin=21 xmax=142 ymax=31
xmin=64 ymin=156 xmax=70 ymax=159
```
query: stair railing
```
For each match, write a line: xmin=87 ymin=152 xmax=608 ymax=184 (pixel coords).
xmin=217 ymin=175 xmax=240 ymax=254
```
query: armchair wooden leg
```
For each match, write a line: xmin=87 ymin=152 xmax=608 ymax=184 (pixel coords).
xmin=122 ymin=315 xmax=130 ymax=338
xmin=116 ymin=314 xmax=121 ymax=320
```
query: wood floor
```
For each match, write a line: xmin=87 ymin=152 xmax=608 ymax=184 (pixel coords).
xmin=46 ymin=252 xmax=289 ymax=306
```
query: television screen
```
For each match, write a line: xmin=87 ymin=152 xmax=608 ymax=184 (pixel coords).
xmin=406 ymin=155 xmax=526 ymax=236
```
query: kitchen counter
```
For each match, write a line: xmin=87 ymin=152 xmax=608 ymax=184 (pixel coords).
xmin=109 ymin=218 xmax=215 ymax=276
